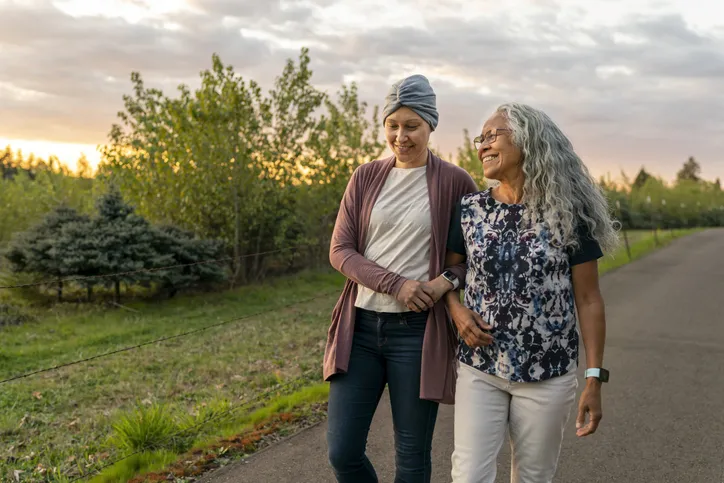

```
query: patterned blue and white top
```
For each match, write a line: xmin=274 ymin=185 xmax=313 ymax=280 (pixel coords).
xmin=447 ymin=188 xmax=603 ymax=383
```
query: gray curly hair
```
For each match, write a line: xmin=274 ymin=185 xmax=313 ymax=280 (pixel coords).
xmin=493 ymin=102 xmax=620 ymax=253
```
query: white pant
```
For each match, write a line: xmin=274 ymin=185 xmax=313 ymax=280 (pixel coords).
xmin=451 ymin=362 xmax=578 ymax=483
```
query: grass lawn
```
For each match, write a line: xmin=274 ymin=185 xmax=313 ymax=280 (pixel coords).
xmin=0 ymin=228 xmax=699 ymax=482
xmin=0 ymin=271 xmax=345 ymax=482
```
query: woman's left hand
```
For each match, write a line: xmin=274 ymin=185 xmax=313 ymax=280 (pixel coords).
xmin=576 ymin=380 xmax=602 ymax=437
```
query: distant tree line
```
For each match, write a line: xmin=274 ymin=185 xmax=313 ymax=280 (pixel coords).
xmin=0 ymin=147 xmax=94 ymax=245
xmin=603 ymin=156 xmax=724 ymax=230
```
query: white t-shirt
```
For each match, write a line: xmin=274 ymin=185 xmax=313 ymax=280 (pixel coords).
xmin=354 ymin=165 xmax=432 ymax=313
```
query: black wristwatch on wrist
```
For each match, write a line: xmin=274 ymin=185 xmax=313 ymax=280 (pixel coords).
xmin=441 ymin=270 xmax=460 ymax=290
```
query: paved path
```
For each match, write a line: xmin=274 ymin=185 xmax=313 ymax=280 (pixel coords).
xmin=200 ymin=229 xmax=724 ymax=483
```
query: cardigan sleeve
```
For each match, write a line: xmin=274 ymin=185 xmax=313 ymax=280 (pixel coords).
xmin=443 ymin=172 xmax=479 ymax=285
xmin=329 ymin=167 xmax=408 ymax=297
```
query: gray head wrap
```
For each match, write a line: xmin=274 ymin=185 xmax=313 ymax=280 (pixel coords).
xmin=382 ymin=74 xmax=439 ymax=131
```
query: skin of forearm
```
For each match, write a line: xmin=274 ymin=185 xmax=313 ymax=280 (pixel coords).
xmin=577 ymin=299 xmax=606 ymax=370
xmin=443 ymin=289 xmax=462 ymax=308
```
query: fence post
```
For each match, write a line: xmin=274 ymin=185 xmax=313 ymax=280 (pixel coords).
xmin=681 ymin=202 xmax=687 ymax=234
xmin=616 ymin=200 xmax=632 ymax=261
xmin=646 ymin=196 xmax=659 ymax=246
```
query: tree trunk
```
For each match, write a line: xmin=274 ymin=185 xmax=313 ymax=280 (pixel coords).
xmin=87 ymin=285 xmax=93 ymax=302
xmin=57 ymin=279 xmax=63 ymax=302
xmin=251 ymin=225 xmax=264 ymax=281
xmin=651 ymin=212 xmax=660 ymax=246
xmin=115 ymin=280 xmax=121 ymax=303
xmin=231 ymin=186 xmax=242 ymax=288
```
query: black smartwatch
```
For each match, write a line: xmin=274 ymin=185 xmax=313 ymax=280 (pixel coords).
xmin=584 ymin=368 xmax=609 ymax=383
xmin=441 ymin=270 xmax=460 ymax=290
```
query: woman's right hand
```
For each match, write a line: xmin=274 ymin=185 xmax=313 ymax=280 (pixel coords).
xmin=447 ymin=299 xmax=493 ymax=347
xmin=396 ymin=280 xmax=436 ymax=312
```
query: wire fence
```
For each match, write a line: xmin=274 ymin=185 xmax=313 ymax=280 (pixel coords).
xmin=0 ymin=289 xmax=339 ymax=385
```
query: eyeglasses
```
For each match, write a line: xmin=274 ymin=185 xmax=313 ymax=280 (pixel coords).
xmin=473 ymin=129 xmax=512 ymax=150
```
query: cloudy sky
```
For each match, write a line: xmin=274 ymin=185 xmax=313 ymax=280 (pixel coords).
xmin=1 ymin=0 xmax=724 ymax=182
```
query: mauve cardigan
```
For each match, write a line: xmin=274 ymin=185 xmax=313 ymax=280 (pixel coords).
xmin=323 ymin=151 xmax=478 ymax=404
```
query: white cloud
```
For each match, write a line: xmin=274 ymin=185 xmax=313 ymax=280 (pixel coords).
xmin=52 ymin=0 xmax=194 ymax=22
xmin=240 ymin=28 xmax=329 ymax=52
xmin=595 ymin=65 xmax=635 ymax=79
xmin=311 ymin=0 xmax=427 ymax=35
xmin=612 ymin=32 xmax=648 ymax=45
xmin=0 ymin=81 xmax=52 ymax=101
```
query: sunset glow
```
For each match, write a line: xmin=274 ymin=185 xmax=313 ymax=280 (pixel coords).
xmin=0 ymin=137 xmax=101 ymax=172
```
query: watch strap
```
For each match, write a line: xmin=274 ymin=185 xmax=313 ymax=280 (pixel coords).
xmin=585 ymin=368 xmax=609 ymax=382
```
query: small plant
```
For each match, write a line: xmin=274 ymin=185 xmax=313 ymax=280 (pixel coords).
xmin=110 ymin=403 xmax=190 ymax=454
xmin=190 ymin=399 xmax=234 ymax=427
xmin=176 ymin=398 xmax=235 ymax=442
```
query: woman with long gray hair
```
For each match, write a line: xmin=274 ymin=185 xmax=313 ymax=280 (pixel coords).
xmin=444 ymin=102 xmax=618 ymax=482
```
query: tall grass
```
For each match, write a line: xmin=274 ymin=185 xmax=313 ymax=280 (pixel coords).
xmin=110 ymin=403 xmax=189 ymax=454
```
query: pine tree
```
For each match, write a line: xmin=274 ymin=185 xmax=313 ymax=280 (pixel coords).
xmin=93 ymin=188 xmax=173 ymax=302
xmin=5 ymin=206 xmax=89 ymax=301
xmin=57 ymin=218 xmax=101 ymax=301
xmin=152 ymin=225 xmax=227 ymax=298
xmin=633 ymin=168 xmax=651 ymax=189
xmin=676 ymin=156 xmax=702 ymax=183
xmin=4 ymin=187 xmax=230 ymax=302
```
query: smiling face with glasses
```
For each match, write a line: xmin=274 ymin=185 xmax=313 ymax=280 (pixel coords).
xmin=474 ymin=112 xmax=523 ymax=183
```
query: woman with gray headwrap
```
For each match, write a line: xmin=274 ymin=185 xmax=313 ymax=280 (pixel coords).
xmin=324 ymin=74 xmax=478 ymax=482
xmin=445 ymin=103 xmax=618 ymax=482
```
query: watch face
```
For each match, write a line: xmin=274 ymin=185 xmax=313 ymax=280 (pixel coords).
xmin=600 ymin=369 xmax=610 ymax=382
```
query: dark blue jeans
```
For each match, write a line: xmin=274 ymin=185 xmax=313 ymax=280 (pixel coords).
xmin=327 ymin=308 xmax=439 ymax=483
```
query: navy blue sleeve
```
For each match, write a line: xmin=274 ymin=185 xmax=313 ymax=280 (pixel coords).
xmin=569 ymin=221 xmax=604 ymax=266
xmin=447 ymin=200 xmax=466 ymax=256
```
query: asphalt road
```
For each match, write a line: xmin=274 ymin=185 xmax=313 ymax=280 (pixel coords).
xmin=200 ymin=229 xmax=724 ymax=483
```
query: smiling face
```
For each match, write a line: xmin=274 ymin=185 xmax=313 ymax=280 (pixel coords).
xmin=478 ymin=111 xmax=523 ymax=182
xmin=385 ymin=107 xmax=432 ymax=167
